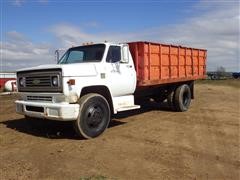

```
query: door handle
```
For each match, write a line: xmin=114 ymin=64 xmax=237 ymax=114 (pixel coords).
xmin=126 ymin=65 xmax=132 ymax=68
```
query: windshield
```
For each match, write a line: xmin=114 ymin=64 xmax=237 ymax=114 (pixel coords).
xmin=58 ymin=44 xmax=106 ymax=64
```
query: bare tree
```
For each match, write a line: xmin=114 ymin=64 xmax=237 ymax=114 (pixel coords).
xmin=216 ymin=66 xmax=226 ymax=78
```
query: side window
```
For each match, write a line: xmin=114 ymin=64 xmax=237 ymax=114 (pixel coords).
xmin=106 ymin=46 xmax=121 ymax=63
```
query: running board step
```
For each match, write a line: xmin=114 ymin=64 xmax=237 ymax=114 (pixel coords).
xmin=117 ymin=105 xmax=140 ymax=112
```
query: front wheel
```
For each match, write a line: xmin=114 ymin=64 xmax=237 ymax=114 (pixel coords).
xmin=73 ymin=93 xmax=111 ymax=139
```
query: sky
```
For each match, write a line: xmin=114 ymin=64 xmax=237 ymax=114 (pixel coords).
xmin=1 ymin=0 xmax=239 ymax=72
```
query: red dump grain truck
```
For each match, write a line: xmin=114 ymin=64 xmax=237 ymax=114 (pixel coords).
xmin=16 ymin=41 xmax=207 ymax=138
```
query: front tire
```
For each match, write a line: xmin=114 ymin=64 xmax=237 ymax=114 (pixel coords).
xmin=74 ymin=93 xmax=110 ymax=139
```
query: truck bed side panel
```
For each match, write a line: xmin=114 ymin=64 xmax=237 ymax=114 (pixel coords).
xmin=128 ymin=41 xmax=207 ymax=86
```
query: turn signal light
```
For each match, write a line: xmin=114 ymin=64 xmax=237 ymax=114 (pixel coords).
xmin=67 ymin=79 xmax=75 ymax=85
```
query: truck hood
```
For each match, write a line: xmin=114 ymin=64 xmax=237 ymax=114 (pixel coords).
xmin=17 ymin=64 xmax=98 ymax=77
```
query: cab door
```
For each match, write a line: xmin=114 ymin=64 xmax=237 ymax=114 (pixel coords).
xmin=105 ymin=45 xmax=136 ymax=97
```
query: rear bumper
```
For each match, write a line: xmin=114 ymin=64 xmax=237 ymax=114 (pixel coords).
xmin=15 ymin=100 xmax=79 ymax=121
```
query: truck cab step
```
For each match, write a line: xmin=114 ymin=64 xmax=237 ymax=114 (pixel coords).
xmin=116 ymin=105 xmax=140 ymax=112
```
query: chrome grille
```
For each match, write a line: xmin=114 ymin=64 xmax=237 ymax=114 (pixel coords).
xmin=27 ymin=96 xmax=52 ymax=102
xmin=25 ymin=76 xmax=52 ymax=87
xmin=17 ymin=69 xmax=62 ymax=92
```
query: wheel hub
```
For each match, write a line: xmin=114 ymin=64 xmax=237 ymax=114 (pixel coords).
xmin=183 ymin=91 xmax=189 ymax=106
xmin=87 ymin=106 xmax=103 ymax=128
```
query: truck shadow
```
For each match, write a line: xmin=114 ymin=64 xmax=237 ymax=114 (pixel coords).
xmin=1 ymin=101 xmax=171 ymax=140
xmin=114 ymin=101 xmax=172 ymax=119
xmin=1 ymin=118 xmax=126 ymax=140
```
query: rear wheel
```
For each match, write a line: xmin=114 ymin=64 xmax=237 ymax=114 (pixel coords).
xmin=74 ymin=93 xmax=110 ymax=139
xmin=174 ymin=84 xmax=191 ymax=112
xmin=167 ymin=90 xmax=176 ymax=111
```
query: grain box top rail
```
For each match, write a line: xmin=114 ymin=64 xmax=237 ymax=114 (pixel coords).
xmin=128 ymin=41 xmax=207 ymax=52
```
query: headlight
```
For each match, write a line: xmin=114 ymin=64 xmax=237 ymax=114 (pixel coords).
xmin=52 ymin=76 xmax=58 ymax=86
xmin=19 ymin=77 xmax=25 ymax=87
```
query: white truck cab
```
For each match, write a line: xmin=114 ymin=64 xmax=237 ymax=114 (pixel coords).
xmin=16 ymin=42 xmax=140 ymax=138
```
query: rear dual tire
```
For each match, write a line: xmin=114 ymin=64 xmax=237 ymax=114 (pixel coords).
xmin=174 ymin=84 xmax=191 ymax=112
xmin=167 ymin=90 xmax=176 ymax=111
xmin=167 ymin=84 xmax=191 ymax=112
xmin=73 ymin=93 xmax=111 ymax=139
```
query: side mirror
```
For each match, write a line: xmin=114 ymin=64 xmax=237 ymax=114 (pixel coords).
xmin=121 ymin=45 xmax=129 ymax=63
xmin=55 ymin=49 xmax=66 ymax=63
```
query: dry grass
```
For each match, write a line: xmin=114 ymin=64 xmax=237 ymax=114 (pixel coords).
xmin=196 ymin=79 xmax=240 ymax=88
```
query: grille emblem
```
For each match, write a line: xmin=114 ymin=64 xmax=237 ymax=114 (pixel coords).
xmin=32 ymin=79 xmax=40 ymax=85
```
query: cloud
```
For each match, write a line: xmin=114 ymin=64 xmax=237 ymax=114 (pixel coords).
xmin=38 ymin=0 xmax=49 ymax=4
xmin=3 ymin=1 xmax=239 ymax=72
xmin=49 ymin=1 xmax=239 ymax=71
xmin=49 ymin=23 xmax=148 ymax=48
xmin=12 ymin=0 xmax=25 ymax=6
xmin=49 ymin=24 xmax=95 ymax=48
xmin=1 ymin=31 xmax=53 ymax=71
xmin=156 ymin=1 xmax=239 ymax=71
xmin=84 ymin=21 xmax=100 ymax=28
xmin=11 ymin=0 xmax=48 ymax=6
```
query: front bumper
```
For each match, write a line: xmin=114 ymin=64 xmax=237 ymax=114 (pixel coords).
xmin=15 ymin=100 xmax=79 ymax=121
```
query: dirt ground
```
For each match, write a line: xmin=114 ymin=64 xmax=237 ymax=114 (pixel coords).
xmin=0 ymin=80 xmax=239 ymax=180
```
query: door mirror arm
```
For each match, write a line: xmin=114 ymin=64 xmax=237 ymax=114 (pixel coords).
xmin=55 ymin=50 xmax=60 ymax=63
xmin=122 ymin=45 xmax=129 ymax=63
